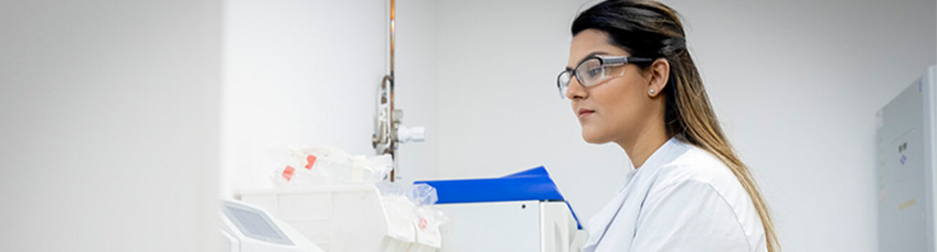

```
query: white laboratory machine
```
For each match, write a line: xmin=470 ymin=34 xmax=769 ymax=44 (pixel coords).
xmin=220 ymin=199 xmax=326 ymax=252
xmin=239 ymin=184 xmax=441 ymax=252
xmin=876 ymin=65 xmax=937 ymax=251
xmin=416 ymin=166 xmax=588 ymax=252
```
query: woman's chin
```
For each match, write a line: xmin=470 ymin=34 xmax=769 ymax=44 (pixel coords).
xmin=581 ymin=130 xmax=609 ymax=144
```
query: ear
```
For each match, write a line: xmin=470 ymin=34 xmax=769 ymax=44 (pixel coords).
xmin=647 ymin=58 xmax=670 ymax=98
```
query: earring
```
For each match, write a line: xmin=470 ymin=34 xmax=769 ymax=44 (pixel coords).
xmin=649 ymin=89 xmax=655 ymax=95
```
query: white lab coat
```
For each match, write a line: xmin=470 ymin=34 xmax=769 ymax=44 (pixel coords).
xmin=583 ymin=138 xmax=767 ymax=252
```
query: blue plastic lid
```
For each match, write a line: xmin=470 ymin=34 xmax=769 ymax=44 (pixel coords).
xmin=415 ymin=166 xmax=582 ymax=230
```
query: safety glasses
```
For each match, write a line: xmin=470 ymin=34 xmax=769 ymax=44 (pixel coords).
xmin=557 ymin=55 xmax=653 ymax=98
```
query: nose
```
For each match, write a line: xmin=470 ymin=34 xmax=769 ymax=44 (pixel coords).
xmin=565 ymin=77 xmax=587 ymax=100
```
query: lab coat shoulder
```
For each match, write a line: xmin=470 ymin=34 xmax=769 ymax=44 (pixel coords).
xmin=633 ymin=144 xmax=767 ymax=252
xmin=653 ymin=146 xmax=745 ymax=197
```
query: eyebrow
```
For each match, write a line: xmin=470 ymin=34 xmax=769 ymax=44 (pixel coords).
xmin=566 ymin=51 xmax=611 ymax=71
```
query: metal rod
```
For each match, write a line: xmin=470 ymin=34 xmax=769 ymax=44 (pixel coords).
xmin=390 ymin=0 xmax=395 ymax=75
xmin=388 ymin=0 xmax=397 ymax=182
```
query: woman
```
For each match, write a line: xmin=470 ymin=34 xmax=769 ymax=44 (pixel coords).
xmin=557 ymin=1 xmax=780 ymax=252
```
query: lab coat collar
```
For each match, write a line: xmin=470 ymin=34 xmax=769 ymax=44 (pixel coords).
xmin=635 ymin=137 xmax=682 ymax=170
xmin=584 ymin=137 xmax=684 ymax=251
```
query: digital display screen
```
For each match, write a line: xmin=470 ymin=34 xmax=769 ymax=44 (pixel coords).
xmin=227 ymin=206 xmax=283 ymax=240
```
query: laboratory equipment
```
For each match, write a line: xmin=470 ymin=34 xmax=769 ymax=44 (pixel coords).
xmin=240 ymin=184 xmax=442 ymax=252
xmin=876 ymin=65 xmax=937 ymax=251
xmin=371 ymin=0 xmax=426 ymax=182
xmin=415 ymin=166 xmax=588 ymax=252
xmin=219 ymin=199 xmax=326 ymax=252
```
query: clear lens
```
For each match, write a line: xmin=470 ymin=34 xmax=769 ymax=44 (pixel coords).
xmin=558 ymin=56 xmax=629 ymax=99
xmin=557 ymin=71 xmax=571 ymax=98
xmin=575 ymin=58 xmax=604 ymax=87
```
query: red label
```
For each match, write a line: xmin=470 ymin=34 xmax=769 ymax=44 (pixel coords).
xmin=282 ymin=165 xmax=295 ymax=181
xmin=304 ymin=155 xmax=317 ymax=170
xmin=419 ymin=218 xmax=428 ymax=229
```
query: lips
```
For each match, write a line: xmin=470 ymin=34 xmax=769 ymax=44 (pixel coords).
xmin=578 ymin=108 xmax=595 ymax=118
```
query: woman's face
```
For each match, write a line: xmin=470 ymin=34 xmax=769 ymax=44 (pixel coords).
xmin=566 ymin=29 xmax=655 ymax=144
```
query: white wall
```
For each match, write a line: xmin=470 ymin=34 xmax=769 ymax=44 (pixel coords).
xmin=0 ymin=0 xmax=221 ymax=251
xmin=395 ymin=0 xmax=441 ymax=182
xmin=436 ymin=0 xmax=619 ymax=232
xmin=222 ymin=0 xmax=439 ymax=195
xmin=435 ymin=0 xmax=936 ymax=252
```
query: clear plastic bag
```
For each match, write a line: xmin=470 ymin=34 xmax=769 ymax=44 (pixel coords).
xmin=375 ymin=182 xmax=447 ymax=249
xmin=414 ymin=204 xmax=448 ymax=247
xmin=375 ymin=182 xmax=439 ymax=205
xmin=268 ymin=145 xmax=393 ymax=186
